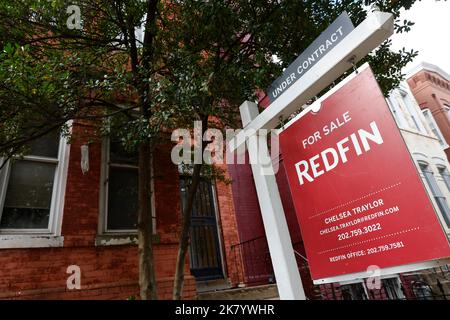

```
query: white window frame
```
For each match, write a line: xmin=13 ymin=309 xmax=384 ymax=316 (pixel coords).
xmin=401 ymin=90 xmax=428 ymax=135
xmin=437 ymin=165 xmax=450 ymax=193
xmin=388 ymin=87 xmax=428 ymax=135
xmin=0 ymin=132 xmax=70 ymax=248
xmin=417 ymin=161 xmax=450 ymax=233
xmin=386 ymin=96 xmax=408 ymax=129
xmin=444 ymin=104 xmax=450 ymax=119
xmin=422 ymin=108 xmax=448 ymax=148
xmin=380 ymin=276 xmax=405 ymax=300
xmin=340 ymin=275 xmax=405 ymax=300
xmin=98 ymin=138 xmax=156 ymax=240
xmin=338 ymin=279 xmax=369 ymax=300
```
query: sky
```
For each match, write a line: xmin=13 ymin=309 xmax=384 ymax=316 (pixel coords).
xmin=389 ymin=0 xmax=450 ymax=76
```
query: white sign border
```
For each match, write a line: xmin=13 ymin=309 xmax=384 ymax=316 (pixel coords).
xmin=277 ymin=63 xmax=450 ymax=285
xmin=314 ymin=258 xmax=450 ymax=285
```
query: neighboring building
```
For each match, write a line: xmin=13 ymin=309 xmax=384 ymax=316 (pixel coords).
xmin=0 ymin=120 xmax=244 ymax=299
xmin=407 ymin=62 xmax=450 ymax=160
xmin=388 ymin=83 xmax=450 ymax=235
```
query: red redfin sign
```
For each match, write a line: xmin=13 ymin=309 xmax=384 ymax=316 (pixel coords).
xmin=279 ymin=64 xmax=450 ymax=280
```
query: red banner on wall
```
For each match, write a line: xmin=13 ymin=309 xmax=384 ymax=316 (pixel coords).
xmin=279 ymin=64 xmax=450 ymax=281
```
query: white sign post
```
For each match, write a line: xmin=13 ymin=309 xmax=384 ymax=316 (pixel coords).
xmin=240 ymin=101 xmax=306 ymax=300
xmin=231 ymin=10 xmax=394 ymax=300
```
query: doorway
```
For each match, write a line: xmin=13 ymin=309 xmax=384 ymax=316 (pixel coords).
xmin=179 ymin=177 xmax=224 ymax=280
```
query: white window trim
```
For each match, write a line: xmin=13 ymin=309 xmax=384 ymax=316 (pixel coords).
xmin=0 ymin=131 xmax=71 ymax=248
xmin=416 ymin=160 xmax=450 ymax=234
xmin=338 ymin=279 xmax=369 ymax=299
xmin=380 ymin=275 xmax=405 ymax=299
xmin=386 ymin=96 xmax=408 ymax=130
xmin=422 ymin=109 xmax=449 ymax=149
xmin=339 ymin=275 xmax=405 ymax=300
xmin=97 ymin=138 xmax=156 ymax=245
xmin=444 ymin=104 xmax=450 ymax=117
xmin=435 ymin=162 xmax=450 ymax=196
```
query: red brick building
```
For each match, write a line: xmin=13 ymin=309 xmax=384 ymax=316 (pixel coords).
xmin=0 ymin=120 xmax=244 ymax=299
xmin=4 ymin=91 xmax=446 ymax=300
xmin=407 ymin=62 xmax=450 ymax=160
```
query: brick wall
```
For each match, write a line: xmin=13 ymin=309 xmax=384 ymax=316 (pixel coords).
xmin=0 ymin=122 xmax=196 ymax=300
xmin=408 ymin=68 xmax=450 ymax=160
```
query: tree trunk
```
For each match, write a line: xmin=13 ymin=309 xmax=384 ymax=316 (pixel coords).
xmin=173 ymin=162 xmax=203 ymax=300
xmin=138 ymin=141 xmax=158 ymax=300
xmin=173 ymin=116 xmax=209 ymax=300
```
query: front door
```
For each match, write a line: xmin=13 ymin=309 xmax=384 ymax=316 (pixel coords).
xmin=180 ymin=177 xmax=224 ymax=280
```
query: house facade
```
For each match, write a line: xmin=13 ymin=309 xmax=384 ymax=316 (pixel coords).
xmin=2 ymin=74 xmax=450 ymax=300
xmin=0 ymin=120 xmax=246 ymax=299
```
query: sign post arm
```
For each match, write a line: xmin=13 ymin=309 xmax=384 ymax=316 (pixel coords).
xmin=240 ymin=101 xmax=306 ymax=300
xmin=230 ymin=11 xmax=394 ymax=153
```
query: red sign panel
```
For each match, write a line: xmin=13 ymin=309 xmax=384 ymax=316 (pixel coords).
xmin=279 ymin=65 xmax=450 ymax=280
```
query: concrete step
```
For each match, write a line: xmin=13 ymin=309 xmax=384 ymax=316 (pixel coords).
xmin=197 ymin=284 xmax=279 ymax=300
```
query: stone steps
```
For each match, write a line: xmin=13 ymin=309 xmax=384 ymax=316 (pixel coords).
xmin=197 ymin=284 xmax=279 ymax=300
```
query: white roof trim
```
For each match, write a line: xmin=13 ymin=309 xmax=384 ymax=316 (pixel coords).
xmin=407 ymin=61 xmax=450 ymax=83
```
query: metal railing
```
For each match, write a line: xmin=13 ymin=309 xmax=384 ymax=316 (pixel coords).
xmin=230 ymin=236 xmax=450 ymax=300
xmin=230 ymin=235 xmax=275 ymax=286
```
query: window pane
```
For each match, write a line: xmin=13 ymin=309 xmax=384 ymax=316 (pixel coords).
xmin=382 ymin=278 xmax=403 ymax=300
xmin=109 ymin=141 xmax=138 ymax=165
xmin=423 ymin=110 xmax=446 ymax=146
xmin=107 ymin=166 xmax=138 ymax=230
xmin=420 ymin=164 xmax=450 ymax=228
xmin=25 ymin=130 xmax=60 ymax=158
xmin=1 ymin=160 xmax=55 ymax=229
xmin=438 ymin=167 xmax=450 ymax=192
xmin=340 ymin=283 xmax=367 ymax=300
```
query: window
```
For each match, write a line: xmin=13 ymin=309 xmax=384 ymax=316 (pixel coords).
xmin=179 ymin=176 xmax=224 ymax=280
xmin=99 ymin=138 xmax=157 ymax=237
xmin=422 ymin=109 xmax=447 ymax=147
xmin=382 ymin=278 xmax=405 ymax=300
xmin=101 ymin=140 xmax=139 ymax=232
xmin=412 ymin=281 xmax=434 ymax=300
xmin=340 ymin=282 xmax=368 ymax=300
xmin=386 ymin=97 xmax=407 ymax=128
xmin=0 ymin=131 xmax=67 ymax=233
xmin=396 ymin=91 xmax=421 ymax=132
xmin=387 ymin=88 xmax=428 ymax=134
xmin=420 ymin=163 xmax=450 ymax=228
xmin=445 ymin=104 xmax=450 ymax=119
xmin=438 ymin=166 xmax=450 ymax=193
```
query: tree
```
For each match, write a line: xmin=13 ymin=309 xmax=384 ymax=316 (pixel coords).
xmin=161 ymin=0 xmax=419 ymax=299
xmin=0 ymin=0 xmax=418 ymax=300
xmin=0 ymin=0 xmax=166 ymax=300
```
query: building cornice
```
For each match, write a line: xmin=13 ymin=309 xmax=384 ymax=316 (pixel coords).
xmin=407 ymin=62 xmax=450 ymax=83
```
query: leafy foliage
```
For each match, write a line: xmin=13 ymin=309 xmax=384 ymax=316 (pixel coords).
xmin=0 ymin=0 xmax=419 ymax=158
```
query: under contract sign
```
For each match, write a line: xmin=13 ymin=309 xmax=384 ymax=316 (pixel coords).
xmin=279 ymin=64 xmax=450 ymax=281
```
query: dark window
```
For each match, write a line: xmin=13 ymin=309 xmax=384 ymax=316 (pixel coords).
xmin=105 ymin=141 xmax=138 ymax=231
xmin=0 ymin=133 xmax=59 ymax=229
xmin=180 ymin=176 xmax=224 ymax=280
xmin=340 ymin=283 xmax=367 ymax=300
